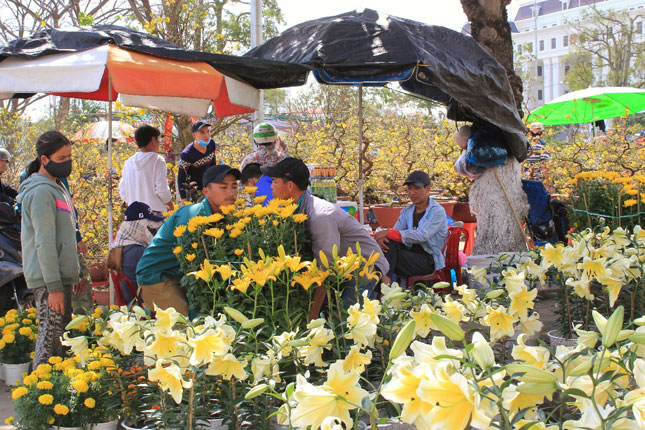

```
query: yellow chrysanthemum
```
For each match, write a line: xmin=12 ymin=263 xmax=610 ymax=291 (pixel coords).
xmin=84 ymin=398 xmax=96 ymax=408
xmin=173 ymin=225 xmax=187 ymax=237
xmin=11 ymin=387 xmax=28 ymax=399
xmin=53 ymin=404 xmax=69 ymax=415
xmin=37 ymin=381 xmax=53 ymax=390
xmin=38 ymin=394 xmax=54 ymax=405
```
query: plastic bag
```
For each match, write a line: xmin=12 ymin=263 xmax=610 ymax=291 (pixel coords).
xmin=466 ymin=128 xmax=508 ymax=167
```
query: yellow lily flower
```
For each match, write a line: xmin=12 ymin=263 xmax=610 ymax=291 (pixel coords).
xmin=205 ymin=353 xmax=248 ymax=381
xmin=188 ymin=326 xmax=235 ymax=366
xmin=148 ymin=360 xmax=191 ymax=404
xmin=154 ymin=306 xmax=181 ymax=332
xmin=188 ymin=259 xmax=216 ymax=283
xmin=146 ymin=329 xmax=185 ymax=360
xmin=410 ymin=303 xmax=439 ymax=338
xmin=508 ymin=285 xmax=537 ymax=320
xmin=482 ymin=305 xmax=517 ymax=342
xmin=381 ymin=364 xmax=434 ymax=427
xmin=417 ymin=362 xmax=493 ymax=430
xmin=340 ymin=345 xmax=372 ymax=374
xmin=291 ymin=362 xmax=368 ymax=430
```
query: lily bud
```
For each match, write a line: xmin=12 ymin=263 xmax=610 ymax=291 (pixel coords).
xmin=287 ymin=339 xmax=309 ymax=348
xmin=592 ymin=310 xmax=607 ymax=334
xmin=390 ymin=319 xmax=415 ymax=360
xmin=516 ymin=381 xmax=557 ymax=397
xmin=485 ymin=289 xmax=505 ymax=300
xmin=506 ymin=364 xmax=557 ymax=383
xmin=244 ymin=383 xmax=269 ymax=400
xmin=617 ymin=329 xmax=634 ymax=342
xmin=432 ymin=282 xmax=450 ymax=290
xmin=471 ymin=331 xmax=495 ymax=369
xmin=65 ymin=315 xmax=89 ymax=331
xmin=224 ymin=307 xmax=249 ymax=324
xmin=633 ymin=317 xmax=645 ymax=326
xmin=628 ymin=332 xmax=645 ymax=344
xmin=568 ymin=361 xmax=593 ymax=376
xmin=242 ymin=318 xmax=265 ymax=329
xmin=306 ymin=318 xmax=326 ymax=329
xmin=430 ymin=314 xmax=465 ymax=341
xmin=602 ymin=305 xmax=624 ymax=348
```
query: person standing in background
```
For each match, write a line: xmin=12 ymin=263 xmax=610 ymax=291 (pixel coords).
xmin=119 ymin=125 xmax=173 ymax=214
xmin=178 ymin=120 xmax=218 ymax=203
xmin=0 ymin=148 xmax=18 ymax=205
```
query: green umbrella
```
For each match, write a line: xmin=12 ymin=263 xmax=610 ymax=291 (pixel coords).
xmin=527 ymin=86 xmax=645 ymax=125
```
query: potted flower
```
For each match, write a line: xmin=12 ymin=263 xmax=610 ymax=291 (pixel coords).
xmin=80 ymin=349 xmax=121 ymax=430
xmin=0 ymin=307 xmax=38 ymax=386
xmin=11 ymin=357 xmax=82 ymax=429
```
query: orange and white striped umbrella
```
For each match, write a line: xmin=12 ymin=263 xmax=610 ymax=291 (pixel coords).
xmin=0 ymin=44 xmax=258 ymax=117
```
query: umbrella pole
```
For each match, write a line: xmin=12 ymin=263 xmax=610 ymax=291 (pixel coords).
xmin=108 ymin=76 xmax=114 ymax=306
xmin=358 ymin=84 xmax=365 ymax=225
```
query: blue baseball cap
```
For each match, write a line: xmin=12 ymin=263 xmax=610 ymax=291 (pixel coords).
xmin=125 ymin=201 xmax=164 ymax=222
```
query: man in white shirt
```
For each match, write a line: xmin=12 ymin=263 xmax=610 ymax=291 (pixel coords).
xmin=119 ymin=125 xmax=173 ymax=214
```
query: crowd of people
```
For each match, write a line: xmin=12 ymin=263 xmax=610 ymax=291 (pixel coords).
xmin=9 ymin=118 xmax=470 ymax=364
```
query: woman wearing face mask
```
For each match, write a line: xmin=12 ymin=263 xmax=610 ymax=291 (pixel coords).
xmin=17 ymin=130 xmax=82 ymax=365
xmin=177 ymin=120 xmax=218 ymax=203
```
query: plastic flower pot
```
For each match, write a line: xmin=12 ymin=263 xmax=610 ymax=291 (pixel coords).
xmin=547 ymin=329 xmax=578 ymax=349
xmin=92 ymin=281 xmax=110 ymax=306
xmin=53 ymin=426 xmax=83 ymax=430
xmin=120 ymin=423 xmax=144 ymax=430
xmin=4 ymin=361 xmax=30 ymax=386
xmin=86 ymin=420 xmax=118 ymax=430
xmin=0 ymin=359 xmax=4 ymax=380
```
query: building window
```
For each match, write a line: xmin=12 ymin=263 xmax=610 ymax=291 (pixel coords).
xmin=638 ymin=21 xmax=643 ymax=34
xmin=537 ymin=65 xmax=543 ymax=76
xmin=527 ymin=42 xmax=533 ymax=53
xmin=551 ymin=37 xmax=556 ymax=49
xmin=538 ymin=90 xmax=543 ymax=100
xmin=539 ymin=40 xmax=544 ymax=51
xmin=563 ymin=35 xmax=569 ymax=47
xmin=565 ymin=65 xmax=570 ymax=74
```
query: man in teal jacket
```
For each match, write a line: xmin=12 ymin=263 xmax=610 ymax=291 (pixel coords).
xmin=136 ymin=164 xmax=240 ymax=315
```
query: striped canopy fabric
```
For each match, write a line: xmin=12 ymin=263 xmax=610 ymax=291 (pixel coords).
xmin=0 ymin=43 xmax=259 ymax=117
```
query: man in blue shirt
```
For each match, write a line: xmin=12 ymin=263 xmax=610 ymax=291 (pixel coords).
xmin=374 ymin=171 xmax=448 ymax=282
xmin=136 ymin=164 xmax=240 ymax=315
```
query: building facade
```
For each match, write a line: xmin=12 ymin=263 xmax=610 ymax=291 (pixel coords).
xmin=512 ymin=0 xmax=644 ymax=111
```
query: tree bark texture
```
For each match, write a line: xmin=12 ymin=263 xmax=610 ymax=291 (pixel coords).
xmin=461 ymin=0 xmax=530 ymax=255
xmin=461 ymin=0 xmax=523 ymax=117
xmin=469 ymin=158 xmax=529 ymax=255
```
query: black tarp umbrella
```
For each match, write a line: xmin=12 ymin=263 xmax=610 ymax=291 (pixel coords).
xmin=243 ymin=9 xmax=528 ymax=221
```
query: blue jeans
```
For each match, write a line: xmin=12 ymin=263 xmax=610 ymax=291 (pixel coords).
xmin=341 ymin=278 xmax=380 ymax=309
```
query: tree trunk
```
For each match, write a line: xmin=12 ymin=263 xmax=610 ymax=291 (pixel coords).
xmin=461 ymin=0 xmax=523 ymax=116
xmin=54 ymin=97 xmax=71 ymax=129
xmin=469 ymin=159 xmax=529 ymax=254
xmin=461 ymin=0 xmax=530 ymax=254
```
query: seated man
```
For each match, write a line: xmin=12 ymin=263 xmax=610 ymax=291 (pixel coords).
xmin=262 ymin=158 xmax=388 ymax=306
xmin=374 ymin=171 xmax=448 ymax=282
xmin=108 ymin=201 xmax=164 ymax=304
xmin=136 ymin=164 xmax=241 ymax=315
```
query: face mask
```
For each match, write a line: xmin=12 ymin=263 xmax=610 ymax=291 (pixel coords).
xmin=43 ymin=158 xmax=72 ymax=179
xmin=198 ymin=139 xmax=210 ymax=146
